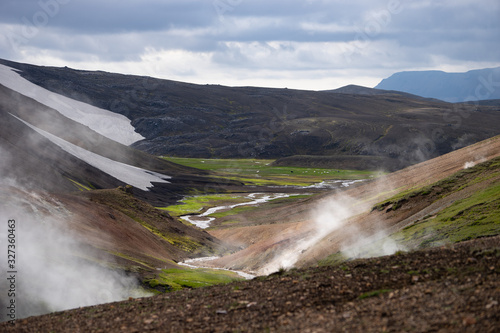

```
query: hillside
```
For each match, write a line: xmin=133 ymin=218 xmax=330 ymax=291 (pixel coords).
xmin=375 ymin=67 xmax=500 ymax=103
xmin=0 ymin=67 xmax=252 ymax=320
xmin=1 ymin=58 xmax=499 ymax=331
xmin=2 ymin=59 xmax=500 ymax=171
xmin=329 ymin=84 xmax=440 ymax=102
xmin=205 ymin=135 xmax=500 ymax=273
xmin=4 ymin=134 xmax=497 ymax=331
xmin=0 ymin=83 xmax=245 ymax=207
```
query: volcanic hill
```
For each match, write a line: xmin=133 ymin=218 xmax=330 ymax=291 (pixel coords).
xmin=2 ymin=58 xmax=500 ymax=171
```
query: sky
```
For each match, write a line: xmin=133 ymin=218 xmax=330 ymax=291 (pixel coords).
xmin=0 ymin=0 xmax=499 ymax=90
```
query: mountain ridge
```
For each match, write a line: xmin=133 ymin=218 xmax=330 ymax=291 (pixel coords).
xmin=375 ymin=67 xmax=500 ymax=102
xmin=2 ymin=58 xmax=500 ymax=171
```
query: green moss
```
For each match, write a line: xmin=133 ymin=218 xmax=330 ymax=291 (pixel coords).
xmin=208 ymin=205 xmax=257 ymax=218
xmin=90 ymin=189 xmax=218 ymax=256
xmin=161 ymin=193 xmax=313 ymax=231
xmin=220 ymin=220 xmax=239 ymax=226
xmin=317 ymin=252 xmax=348 ymax=267
xmin=374 ymin=157 xmax=500 ymax=213
xmin=109 ymin=251 xmax=156 ymax=270
xmin=392 ymin=181 xmax=500 ymax=248
xmin=145 ymin=267 xmax=243 ymax=292
xmin=66 ymin=178 xmax=92 ymax=191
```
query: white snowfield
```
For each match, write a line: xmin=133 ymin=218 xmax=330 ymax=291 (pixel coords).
xmin=0 ymin=64 xmax=144 ymax=146
xmin=12 ymin=114 xmax=171 ymax=191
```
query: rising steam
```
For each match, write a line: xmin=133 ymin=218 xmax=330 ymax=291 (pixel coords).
xmin=260 ymin=190 xmax=406 ymax=274
xmin=259 ymin=195 xmax=366 ymax=274
xmin=0 ymin=179 xmax=148 ymax=321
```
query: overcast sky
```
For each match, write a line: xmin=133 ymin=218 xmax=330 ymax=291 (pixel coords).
xmin=0 ymin=0 xmax=499 ymax=90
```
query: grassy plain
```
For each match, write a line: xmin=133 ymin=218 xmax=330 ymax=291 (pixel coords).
xmin=163 ymin=157 xmax=378 ymax=186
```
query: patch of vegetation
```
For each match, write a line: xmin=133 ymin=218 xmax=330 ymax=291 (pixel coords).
xmin=88 ymin=189 xmax=220 ymax=256
xmin=208 ymin=205 xmax=257 ymax=218
xmin=66 ymin=178 xmax=92 ymax=191
xmin=318 ymin=158 xmax=500 ymax=268
xmin=392 ymin=181 xmax=500 ymax=248
xmin=220 ymin=220 xmax=240 ymax=226
xmin=140 ymin=223 xmax=206 ymax=253
xmin=144 ymin=267 xmax=243 ymax=292
xmin=162 ymin=157 xmax=378 ymax=187
xmin=318 ymin=252 xmax=349 ymax=267
xmin=161 ymin=193 xmax=312 ymax=230
xmin=374 ymin=157 xmax=500 ymax=212
xmin=158 ymin=194 xmax=253 ymax=217
xmin=110 ymin=251 xmax=156 ymax=270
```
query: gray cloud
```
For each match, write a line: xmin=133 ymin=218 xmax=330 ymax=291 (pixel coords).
xmin=0 ymin=0 xmax=214 ymax=33
xmin=0 ymin=0 xmax=498 ymax=89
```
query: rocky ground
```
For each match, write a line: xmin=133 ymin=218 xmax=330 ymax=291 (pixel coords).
xmin=3 ymin=236 xmax=498 ymax=332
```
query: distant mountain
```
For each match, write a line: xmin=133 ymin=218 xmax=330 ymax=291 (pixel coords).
xmin=375 ymin=67 xmax=500 ymax=103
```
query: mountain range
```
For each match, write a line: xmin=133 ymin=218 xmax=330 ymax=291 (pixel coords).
xmin=1 ymin=59 xmax=500 ymax=172
xmin=375 ymin=67 xmax=500 ymax=103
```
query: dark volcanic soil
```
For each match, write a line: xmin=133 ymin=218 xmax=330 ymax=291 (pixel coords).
xmin=4 ymin=236 xmax=498 ymax=332
xmin=3 ymin=58 xmax=500 ymax=170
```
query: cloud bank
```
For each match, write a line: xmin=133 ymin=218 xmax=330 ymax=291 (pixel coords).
xmin=0 ymin=0 xmax=499 ymax=89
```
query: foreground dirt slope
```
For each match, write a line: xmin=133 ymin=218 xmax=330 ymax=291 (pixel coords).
xmin=4 ymin=236 xmax=498 ymax=332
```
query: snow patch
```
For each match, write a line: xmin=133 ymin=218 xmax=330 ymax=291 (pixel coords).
xmin=0 ymin=64 xmax=144 ymax=145
xmin=12 ymin=114 xmax=170 ymax=191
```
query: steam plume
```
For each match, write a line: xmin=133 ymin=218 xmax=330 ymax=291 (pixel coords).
xmin=259 ymin=194 xmax=366 ymax=274
xmin=0 ymin=179 xmax=147 ymax=321
xmin=259 ymin=184 xmax=408 ymax=274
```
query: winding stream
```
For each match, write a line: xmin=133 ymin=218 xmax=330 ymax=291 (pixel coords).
xmin=178 ymin=179 xmax=368 ymax=276
xmin=180 ymin=179 xmax=367 ymax=229
xmin=180 ymin=193 xmax=298 ymax=229
xmin=179 ymin=257 xmax=256 ymax=280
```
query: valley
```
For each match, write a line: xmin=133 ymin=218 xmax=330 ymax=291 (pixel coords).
xmin=157 ymin=157 xmax=377 ymax=230
xmin=0 ymin=59 xmax=499 ymax=331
